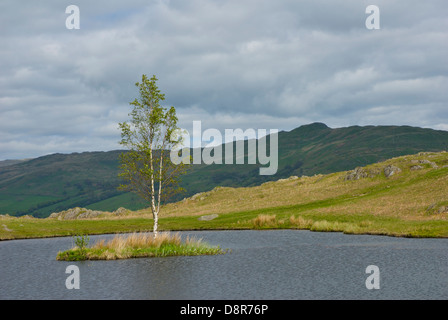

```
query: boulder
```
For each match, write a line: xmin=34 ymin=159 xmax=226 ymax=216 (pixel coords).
xmin=190 ymin=192 xmax=205 ymax=201
xmin=64 ymin=207 xmax=82 ymax=220
xmin=418 ymin=159 xmax=438 ymax=168
xmin=437 ymin=206 xmax=448 ymax=214
xmin=426 ymin=203 xmax=448 ymax=215
xmin=344 ymin=167 xmax=368 ymax=181
xmin=198 ymin=214 xmax=219 ymax=221
xmin=384 ymin=165 xmax=401 ymax=178
xmin=113 ymin=207 xmax=129 ymax=216
xmin=78 ymin=210 xmax=102 ymax=219
xmin=344 ymin=167 xmax=381 ymax=181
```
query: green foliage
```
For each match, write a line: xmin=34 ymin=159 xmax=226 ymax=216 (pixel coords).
xmin=73 ymin=233 xmax=90 ymax=254
xmin=118 ymin=74 xmax=188 ymax=208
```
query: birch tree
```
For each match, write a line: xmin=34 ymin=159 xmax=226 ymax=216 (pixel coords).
xmin=118 ymin=75 xmax=187 ymax=238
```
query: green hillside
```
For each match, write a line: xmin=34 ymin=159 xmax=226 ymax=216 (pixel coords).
xmin=0 ymin=151 xmax=143 ymax=217
xmin=1 ymin=123 xmax=447 ymax=218
xmin=1 ymin=150 xmax=447 ymax=240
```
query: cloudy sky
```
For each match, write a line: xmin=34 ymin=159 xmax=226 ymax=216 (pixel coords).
xmin=0 ymin=0 xmax=447 ymax=160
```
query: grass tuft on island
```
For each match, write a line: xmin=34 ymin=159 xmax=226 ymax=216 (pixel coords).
xmin=56 ymin=232 xmax=227 ymax=261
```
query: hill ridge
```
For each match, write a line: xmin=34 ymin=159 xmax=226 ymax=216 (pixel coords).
xmin=1 ymin=123 xmax=447 ymax=218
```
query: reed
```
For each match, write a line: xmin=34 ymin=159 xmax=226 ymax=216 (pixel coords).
xmin=251 ymin=214 xmax=278 ymax=228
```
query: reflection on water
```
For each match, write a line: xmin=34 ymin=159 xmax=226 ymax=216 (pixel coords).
xmin=0 ymin=230 xmax=447 ymax=300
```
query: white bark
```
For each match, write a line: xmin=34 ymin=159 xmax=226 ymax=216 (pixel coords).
xmin=149 ymin=147 xmax=158 ymax=238
xmin=153 ymin=152 xmax=163 ymax=239
xmin=153 ymin=209 xmax=159 ymax=238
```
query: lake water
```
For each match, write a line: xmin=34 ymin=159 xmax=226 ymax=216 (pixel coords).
xmin=0 ymin=230 xmax=447 ymax=300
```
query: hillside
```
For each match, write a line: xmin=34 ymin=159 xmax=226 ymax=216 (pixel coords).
xmin=158 ymin=151 xmax=448 ymax=220
xmin=1 ymin=123 xmax=448 ymax=218
xmin=0 ymin=159 xmax=31 ymax=168
xmin=1 ymin=151 xmax=447 ymax=240
xmin=0 ymin=151 xmax=143 ymax=217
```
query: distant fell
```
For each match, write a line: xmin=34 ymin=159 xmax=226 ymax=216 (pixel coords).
xmin=0 ymin=123 xmax=447 ymax=217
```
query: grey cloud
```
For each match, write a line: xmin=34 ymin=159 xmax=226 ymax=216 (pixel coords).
xmin=0 ymin=0 xmax=447 ymax=159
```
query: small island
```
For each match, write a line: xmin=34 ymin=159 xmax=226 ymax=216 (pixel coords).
xmin=56 ymin=232 xmax=227 ymax=261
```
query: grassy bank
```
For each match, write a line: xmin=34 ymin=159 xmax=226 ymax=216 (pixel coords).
xmin=1 ymin=205 xmax=447 ymax=240
xmin=1 ymin=151 xmax=448 ymax=240
xmin=57 ymin=232 xmax=227 ymax=261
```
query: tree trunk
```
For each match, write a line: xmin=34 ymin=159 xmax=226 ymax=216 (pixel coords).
xmin=153 ymin=210 xmax=159 ymax=238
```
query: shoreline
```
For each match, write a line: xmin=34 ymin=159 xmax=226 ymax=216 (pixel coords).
xmin=2 ymin=223 xmax=447 ymax=242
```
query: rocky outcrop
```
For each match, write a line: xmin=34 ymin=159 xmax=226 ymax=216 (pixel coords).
xmin=48 ymin=207 xmax=131 ymax=220
xmin=113 ymin=207 xmax=130 ymax=216
xmin=49 ymin=207 xmax=104 ymax=220
xmin=344 ymin=167 xmax=381 ymax=180
xmin=426 ymin=203 xmax=448 ymax=215
xmin=344 ymin=155 xmax=445 ymax=181
xmin=345 ymin=167 xmax=369 ymax=180
xmin=411 ymin=159 xmax=438 ymax=168
xmin=436 ymin=206 xmax=448 ymax=214
xmin=190 ymin=192 xmax=206 ymax=201
xmin=345 ymin=164 xmax=403 ymax=180
xmin=277 ymin=176 xmax=299 ymax=182
xmin=384 ymin=165 xmax=402 ymax=178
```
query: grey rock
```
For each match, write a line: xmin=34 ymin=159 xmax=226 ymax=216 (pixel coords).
xmin=190 ymin=192 xmax=205 ymax=201
xmin=78 ymin=210 xmax=102 ymax=219
xmin=49 ymin=207 xmax=104 ymax=220
xmin=437 ymin=206 xmax=448 ymax=214
xmin=418 ymin=159 xmax=438 ymax=168
xmin=64 ymin=207 xmax=82 ymax=220
xmin=277 ymin=176 xmax=299 ymax=182
xmin=198 ymin=214 xmax=219 ymax=221
xmin=384 ymin=165 xmax=401 ymax=178
xmin=344 ymin=167 xmax=381 ymax=181
xmin=113 ymin=207 xmax=129 ymax=216
xmin=426 ymin=203 xmax=448 ymax=215
xmin=345 ymin=167 xmax=368 ymax=181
